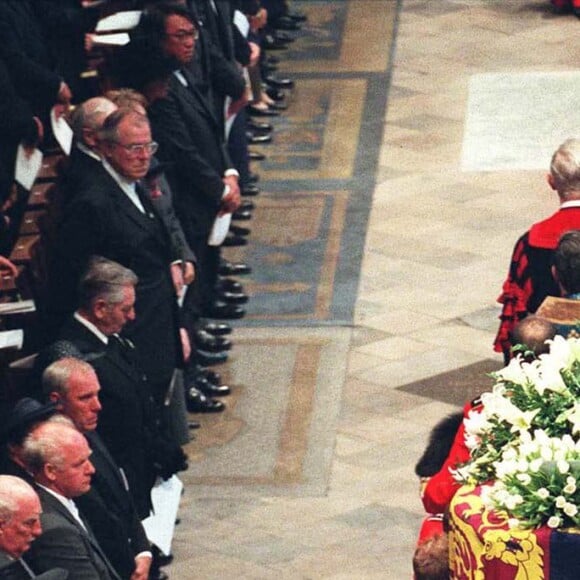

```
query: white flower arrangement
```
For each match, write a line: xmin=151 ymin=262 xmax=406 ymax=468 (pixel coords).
xmin=455 ymin=335 xmax=580 ymax=529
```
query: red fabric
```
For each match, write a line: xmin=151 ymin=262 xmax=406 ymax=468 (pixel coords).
xmin=421 ymin=402 xmax=473 ymax=514
xmin=494 ymin=207 xmax=580 ymax=355
xmin=418 ymin=514 xmax=445 ymax=543
xmin=449 ymin=484 xmax=553 ymax=579
xmin=528 ymin=207 xmax=580 ymax=248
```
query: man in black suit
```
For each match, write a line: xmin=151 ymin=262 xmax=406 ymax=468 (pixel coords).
xmin=41 ymin=358 xmax=155 ymax=580
xmin=45 ymin=108 xmax=189 ymax=406
xmin=141 ymin=4 xmax=244 ymax=321
xmin=0 ymin=475 xmax=67 ymax=580
xmin=52 ymin=258 xmax=190 ymax=517
xmin=19 ymin=422 xmax=120 ymax=580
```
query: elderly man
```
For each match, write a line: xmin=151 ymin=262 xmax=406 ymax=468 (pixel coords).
xmin=0 ymin=475 xmax=67 ymax=580
xmin=41 ymin=358 xmax=159 ymax=580
xmin=52 ymin=259 xmax=192 ymax=513
xmin=20 ymin=422 xmax=120 ymax=580
xmin=494 ymin=138 xmax=580 ymax=361
xmin=58 ymin=97 xmax=118 ymax=205
xmin=46 ymin=108 xmax=189 ymax=406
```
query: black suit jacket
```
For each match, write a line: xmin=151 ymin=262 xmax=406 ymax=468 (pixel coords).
xmin=24 ymin=488 xmax=120 ymax=580
xmin=76 ymin=432 xmax=150 ymax=579
xmin=0 ymin=552 xmax=68 ymax=580
xmin=45 ymin=162 xmax=182 ymax=387
xmin=148 ymin=68 xmax=234 ymax=238
xmin=57 ymin=317 xmax=159 ymax=519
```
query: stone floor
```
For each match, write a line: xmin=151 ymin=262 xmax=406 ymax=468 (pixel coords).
xmin=171 ymin=1 xmax=580 ymax=577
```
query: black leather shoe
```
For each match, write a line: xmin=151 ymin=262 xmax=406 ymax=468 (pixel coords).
xmin=219 ymin=290 xmax=248 ymax=305
xmin=287 ymin=8 xmax=307 ymax=22
xmin=217 ymin=277 xmax=243 ymax=292
xmin=263 ymin=33 xmax=288 ymax=50
xmin=195 ymin=329 xmax=232 ymax=351
xmin=205 ymin=300 xmax=246 ymax=319
xmin=232 ymin=209 xmax=252 ymax=221
xmin=195 ymin=366 xmax=222 ymax=384
xmin=246 ymin=131 xmax=272 ymax=144
xmin=193 ymin=376 xmax=231 ymax=397
xmin=240 ymin=199 xmax=255 ymax=210
xmin=274 ymin=30 xmax=295 ymax=43
xmin=230 ymin=224 xmax=251 ymax=236
xmin=273 ymin=15 xmax=301 ymax=30
xmin=264 ymin=74 xmax=295 ymax=90
xmin=247 ymin=172 xmax=260 ymax=183
xmin=241 ymin=184 xmax=260 ymax=196
xmin=223 ymin=233 xmax=247 ymax=246
xmin=265 ymin=87 xmax=286 ymax=102
xmin=187 ymin=387 xmax=225 ymax=413
xmin=248 ymin=121 xmax=272 ymax=132
xmin=202 ymin=322 xmax=232 ymax=336
xmin=267 ymin=101 xmax=287 ymax=111
xmin=188 ymin=421 xmax=201 ymax=429
xmin=196 ymin=348 xmax=228 ymax=366
xmin=219 ymin=260 xmax=252 ymax=276
xmin=266 ymin=55 xmax=280 ymax=65
xmin=249 ymin=150 xmax=266 ymax=161
xmin=248 ymin=105 xmax=280 ymax=117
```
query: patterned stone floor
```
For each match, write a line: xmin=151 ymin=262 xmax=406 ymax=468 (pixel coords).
xmin=171 ymin=1 xmax=580 ymax=578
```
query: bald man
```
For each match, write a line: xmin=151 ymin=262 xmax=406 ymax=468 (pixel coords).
xmin=0 ymin=475 xmax=67 ymax=579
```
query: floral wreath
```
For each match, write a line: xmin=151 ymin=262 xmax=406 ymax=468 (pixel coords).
xmin=454 ymin=335 xmax=580 ymax=529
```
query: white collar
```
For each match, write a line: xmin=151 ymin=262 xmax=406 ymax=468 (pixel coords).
xmin=74 ymin=312 xmax=109 ymax=345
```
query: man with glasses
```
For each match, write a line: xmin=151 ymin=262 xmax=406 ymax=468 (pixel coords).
xmin=46 ymin=108 xmax=190 ymax=412
xmin=138 ymin=4 xmax=246 ymax=322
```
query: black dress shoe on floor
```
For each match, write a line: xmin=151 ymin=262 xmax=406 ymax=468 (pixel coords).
xmin=287 ymin=8 xmax=307 ymax=22
xmin=232 ymin=209 xmax=252 ymax=220
xmin=195 ymin=329 xmax=232 ymax=351
xmin=202 ymin=322 xmax=232 ymax=336
xmin=193 ymin=376 xmax=231 ymax=397
xmin=217 ymin=277 xmax=243 ymax=292
xmin=188 ymin=421 xmax=201 ymax=429
xmin=248 ymin=104 xmax=280 ymax=117
xmin=247 ymin=171 xmax=260 ymax=183
xmin=219 ymin=290 xmax=248 ymax=305
xmin=219 ymin=260 xmax=252 ymax=276
xmin=264 ymin=74 xmax=295 ymax=90
xmin=263 ymin=34 xmax=288 ymax=50
xmin=273 ymin=15 xmax=301 ymax=30
xmin=187 ymin=387 xmax=225 ymax=413
xmin=267 ymin=101 xmax=287 ymax=111
xmin=194 ymin=365 xmax=222 ymax=384
xmin=246 ymin=131 xmax=272 ymax=144
xmin=249 ymin=150 xmax=266 ymax=161
xmin=274 ymin=30 xmax=295 ymax=42
xmin=223 ymin=233 xmax=247 ymax=246
xmin=266 ymin=54 xmax=280 ymax=65
xmin=230 ymin=224 xmax=251 ymax=236
xmin=239 ymin=199 xmax=255 ymax=210
xmin=265 ymin=87 xmax=286 ymax=102
xmin=248 ymin=121 xmax=272 ymax=132
xmin=196 ymin=348 xmax=228 ymax=366
xmin=205 ymin=301 xmax=246 ymax=319
xmin=241 ymin=184 xmax=260 ymax=196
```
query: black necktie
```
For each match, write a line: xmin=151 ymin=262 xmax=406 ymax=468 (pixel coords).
xmin=135 ymin=182 xmax=155 ymax=218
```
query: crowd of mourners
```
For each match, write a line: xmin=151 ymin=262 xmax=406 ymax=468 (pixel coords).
xmin=412 ymin=138 xmax=580 ymax=578
xmin=0 ymin=0 xmax=307 ymax=578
